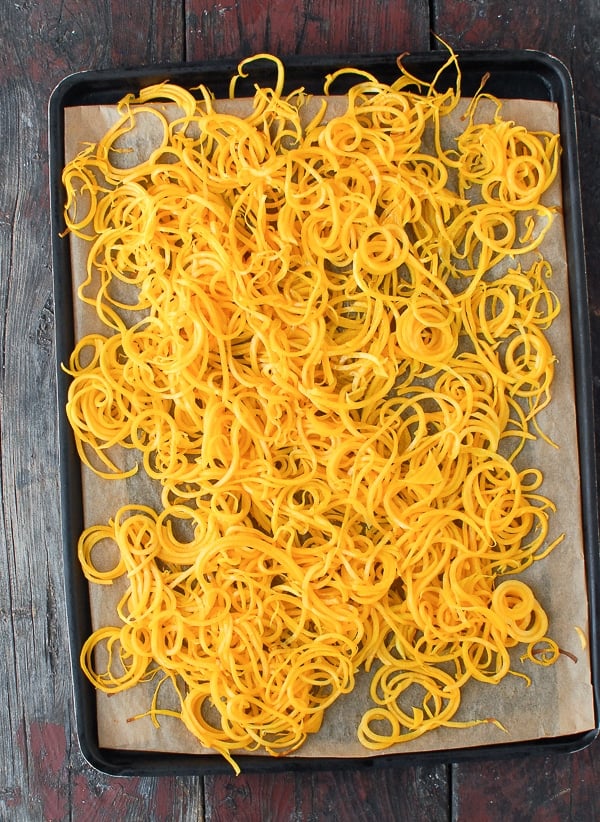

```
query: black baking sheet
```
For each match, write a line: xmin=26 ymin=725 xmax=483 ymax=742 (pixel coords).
xmin=49 ymin=50 xmax=599 ymax=776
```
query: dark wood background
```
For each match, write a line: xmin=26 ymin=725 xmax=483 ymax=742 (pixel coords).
xmin=1 ymin=1 xmax=599 ymax=819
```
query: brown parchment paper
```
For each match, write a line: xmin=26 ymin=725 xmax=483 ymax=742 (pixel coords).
xmin=64 ymin=93 xmax=596 ymax=759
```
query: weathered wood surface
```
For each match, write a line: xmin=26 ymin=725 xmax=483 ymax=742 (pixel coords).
xmin=0 ymin=1 xmax=598 ymax=819
xmin=185 ymin=0 xmax=431 ymax=59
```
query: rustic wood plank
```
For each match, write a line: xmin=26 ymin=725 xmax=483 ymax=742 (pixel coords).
xmin=452 ymin=744 xmax=600 ymax=822
xmin=205 ymin=765 xmax=450 ymax=822
xmin=433 ymin=0 xmax=574 ymax=51
xmin=185 ymin=0 xmax=431 ymax=60
xmin=450 ymin=746 xmax=600 ymax=821
xmin=17 ymin=720 xmax=204 ymax=822
xmin=0 ymin=1 xmax=206 ymax=819
xmin=110 ymin=1 xmax=185 ymax=65
xmin=433 ymin=2 xmax=600 ymax=816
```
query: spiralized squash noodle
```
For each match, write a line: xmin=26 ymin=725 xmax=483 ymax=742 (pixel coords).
xmin=63 ymin=48 xmax=564 ymax=772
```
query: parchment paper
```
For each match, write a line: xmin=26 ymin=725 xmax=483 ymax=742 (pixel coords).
xmin=64 ymin=92 xmax=596 ymax=759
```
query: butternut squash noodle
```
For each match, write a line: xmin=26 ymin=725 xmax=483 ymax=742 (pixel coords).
xmin=63 ymin=50 xmax=564 ymax=772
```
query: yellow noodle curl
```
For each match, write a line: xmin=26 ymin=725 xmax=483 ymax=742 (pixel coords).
xmin=63 ymin=46 xmax=565 ymax=771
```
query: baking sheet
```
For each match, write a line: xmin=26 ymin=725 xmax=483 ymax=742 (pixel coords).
xmin=62 ymin=90 xmax=596 ymax=762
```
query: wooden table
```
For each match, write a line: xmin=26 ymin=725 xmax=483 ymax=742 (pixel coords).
xmin=2 ymin=1 xmax=599 ymax=819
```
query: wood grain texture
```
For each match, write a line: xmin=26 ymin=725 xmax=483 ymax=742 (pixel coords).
xmin=433 ymin=0 xmax=574 ymax=51
xmin=185 ymin=0 xmax=431 ymax=60
xmin=205 ymin=766 xmax=450 ymax=822
xmin=450 ymin=748 xmax=600 ymax=822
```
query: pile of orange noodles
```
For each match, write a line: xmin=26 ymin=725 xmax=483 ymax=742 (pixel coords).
xmin=63 ymin=50 xmax=564 ymax=772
